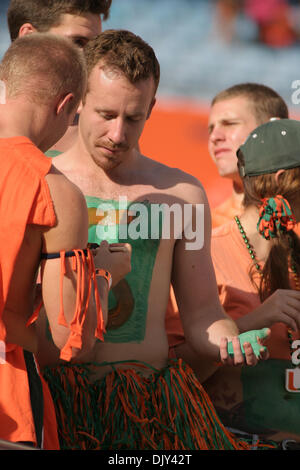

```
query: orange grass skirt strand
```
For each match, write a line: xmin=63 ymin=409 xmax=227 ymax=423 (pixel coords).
xmin=43 ymin=359 xmax=272 ymax=450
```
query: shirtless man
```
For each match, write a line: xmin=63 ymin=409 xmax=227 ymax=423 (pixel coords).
xmin=7 ymin=0 xmax=112 ymax=153
xmin=0 ymin=32 xmax=130 ymax=450
xmin=38 ymin=30 xmax=269 ymax=451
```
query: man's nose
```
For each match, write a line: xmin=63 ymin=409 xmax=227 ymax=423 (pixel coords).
xmin=209 ymin=125 xmax=225 ymax=144
xmin=107 ymin=118 xmax=126 ymax=145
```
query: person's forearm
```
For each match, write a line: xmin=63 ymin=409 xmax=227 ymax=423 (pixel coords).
xmin=235 ymin=306 xmax=270 ymax=333
xmin=184 ymin=309 xmax=239 ymax=360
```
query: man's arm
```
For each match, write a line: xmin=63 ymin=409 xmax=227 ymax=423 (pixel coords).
xmin=40 ymin=169 xmax=106 ymax=358
xmin=171 ymin=179 xmax=264 ymax=365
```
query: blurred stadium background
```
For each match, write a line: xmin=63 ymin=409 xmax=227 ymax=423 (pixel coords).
xmin=1 ymin=0 xmax=300 ymax=207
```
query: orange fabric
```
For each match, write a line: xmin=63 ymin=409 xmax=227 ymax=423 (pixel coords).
xmin=211 ymin=192 xmax=243 ymax=229
xmin=0 ymin=348 xmax=59 ymax=448
xmin=0 ymin=347 xmax=35 ymax=443
xmin=0 ymin=137 xmax=56 ymax=446
xmin=57 ymin=248 xmax=105 ymax=362
xmin=0 ymin=137 xmax=55 ymax=340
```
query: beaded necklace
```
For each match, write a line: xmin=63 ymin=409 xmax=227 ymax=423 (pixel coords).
xmin=234 ymin=215 xmax=300 ymax=392
xmin=234 ymin=215 xmax=262 ymax=275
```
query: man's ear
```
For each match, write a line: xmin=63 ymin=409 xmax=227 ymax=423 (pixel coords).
xmin=18 ymin=23 xmax=37 ymax=37
xmin=56 ymin=93 xmax=74 ymax=115
xmin=146 ymin=97 xmax=156 ymax=120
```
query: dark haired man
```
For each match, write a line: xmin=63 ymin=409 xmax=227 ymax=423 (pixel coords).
xmin=7 ymin=0 xmax=112 ymax=153
xmin=7 ymin=0 xmax=111 ymax=46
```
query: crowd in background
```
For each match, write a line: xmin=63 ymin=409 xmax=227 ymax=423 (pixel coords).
xmin=215 ymin=0 xmax=300 ymax=47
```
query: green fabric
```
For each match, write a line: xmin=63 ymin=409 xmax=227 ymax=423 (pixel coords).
xmin=45 ymin=150 xmax=62 ymax=158
xmin=227 ymin=328 xmax=268 ymax=358
xmin=242 ymin=359 xmax=300 ymax=436
xmin=85 ymin=196 xmax=162 ymax=343
xmin=238 ymin=119 xmax=300 ymax=177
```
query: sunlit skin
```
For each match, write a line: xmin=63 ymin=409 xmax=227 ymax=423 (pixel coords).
xmin=78 ymin=66 xmax=156 ymax=172
xmin=208 ymin=95 xmax=259 ymax=187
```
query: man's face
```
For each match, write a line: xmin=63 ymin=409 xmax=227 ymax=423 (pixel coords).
xmin=48 ymin=12 xmax=102 ymax=47
xmin=79 ymin=66 xmax=156 ymax=171
xmin=208 ymin=95 xmax=259 ymax=180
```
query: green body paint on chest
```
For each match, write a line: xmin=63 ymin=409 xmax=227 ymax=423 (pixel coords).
xmin=86 ymin=196 xmax=162 ymax=343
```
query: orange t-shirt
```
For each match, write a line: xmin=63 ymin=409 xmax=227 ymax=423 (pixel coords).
xmin=211 ymin=193 xmax=242 ymax=229
xmin=0 ymin=137 xmax=58 ymax=448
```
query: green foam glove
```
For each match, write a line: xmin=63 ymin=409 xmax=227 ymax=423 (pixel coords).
xmin=227 ymin=328 xmax=269 ymax=358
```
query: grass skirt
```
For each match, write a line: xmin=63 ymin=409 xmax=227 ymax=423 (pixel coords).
xmin=43 ymin=359 xmax=266 ymax=450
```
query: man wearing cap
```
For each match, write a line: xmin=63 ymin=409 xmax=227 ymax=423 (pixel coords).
xmin=201 ymin=118 xmax=300 ymax=449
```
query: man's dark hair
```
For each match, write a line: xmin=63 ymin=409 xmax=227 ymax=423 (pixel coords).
xmin=7 ymin=0 xmax=112 ymax=41
xmin=84 ymin=29 xmax=160 ymax=95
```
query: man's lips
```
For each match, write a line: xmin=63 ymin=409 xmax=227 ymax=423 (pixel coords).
xmin=214 ymin=148 xmax=231 ymax=158
xmin=97 ymin=143 xmax=128 ymax=154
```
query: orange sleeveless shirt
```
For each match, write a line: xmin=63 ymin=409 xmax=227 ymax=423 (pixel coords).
xmin=0 ymin=137 xmax=58 ymax=448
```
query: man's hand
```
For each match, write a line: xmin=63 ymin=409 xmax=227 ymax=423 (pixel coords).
xmin=219 ymin=328 xmax=270 ymax=366
xmin=92 ymin=241 xmax=132 ymax=287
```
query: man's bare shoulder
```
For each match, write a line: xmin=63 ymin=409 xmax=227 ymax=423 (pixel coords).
xmin=46 ymin=164 xmax=86 ymax=206
xmin=140 ymin=154 xmax=207 ymax=203
xmin=43 ymin=165 xmax=89 ymax=250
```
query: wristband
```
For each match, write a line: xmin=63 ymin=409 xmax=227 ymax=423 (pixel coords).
xmin=95 ymin=268 xmax=112 ymax=289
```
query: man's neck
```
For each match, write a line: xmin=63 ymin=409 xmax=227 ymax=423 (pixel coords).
xmin=49 ymin=123 xmax=79 ymax=153
xmin=0 ymin=101 xmax=43 ymax=149
xmin=226 ymin=176 xmax=244 ymax=211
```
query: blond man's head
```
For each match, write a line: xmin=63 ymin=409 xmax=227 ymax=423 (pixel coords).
xmin=0 ymin=32 xmax=87 ymax=113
